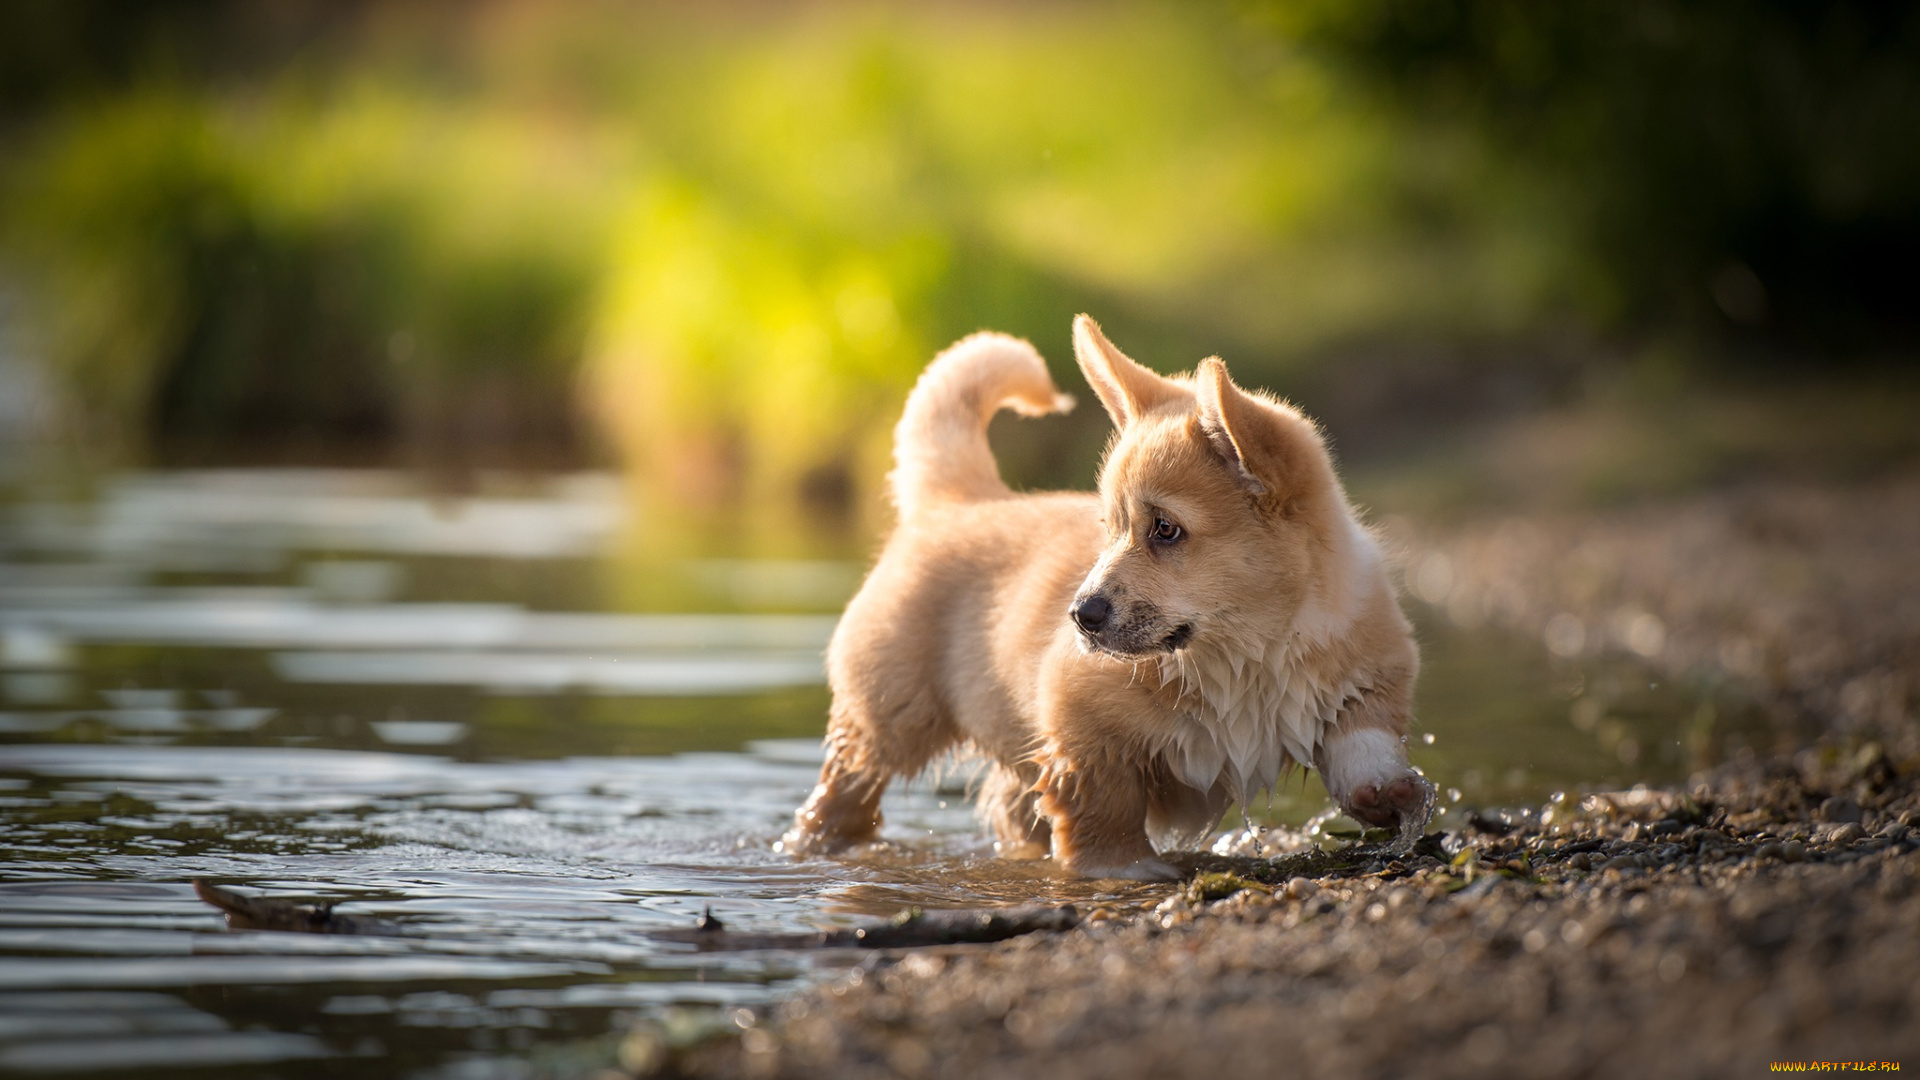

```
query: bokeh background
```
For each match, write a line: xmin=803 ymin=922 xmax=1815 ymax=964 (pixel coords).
xmin=5 ymin=0 xmax=1916 ymax=549
xmin=1 ymin=10 xmax=1918 ymax=1074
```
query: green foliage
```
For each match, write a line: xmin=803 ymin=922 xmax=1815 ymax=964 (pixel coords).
xmin=1271 ymin=0 xmax=1920 ymax=344
xmin=5 ymin=85 xmax=611 ymax=457
xmin=26 ymin=2 xmax=1838 ymax=532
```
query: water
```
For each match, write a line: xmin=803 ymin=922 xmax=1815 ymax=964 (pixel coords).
xmin=0 ymin=468 xmax=1766 ymax=1078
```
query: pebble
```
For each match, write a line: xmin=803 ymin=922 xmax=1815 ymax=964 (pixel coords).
xmin=1286 ymin=878 xmax=1321 ymax=900
xmin=1602 ymin=855 xmax=1641 ymax=872
xmin=1566 ymin=852 xmax=1593 ymax=872
xmin=1780 ymin=840 xmax=1807 ymax=863
xmin=1755 ymin=842 xmax=1785 ymax=861
xmin=1826 ymin=823 xmax=1864 ymax=846
xmin=1877 ymin=822 xmax=1910 ymax=843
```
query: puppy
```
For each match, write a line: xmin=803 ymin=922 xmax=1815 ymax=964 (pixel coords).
xmin=783 ymin=316 xmax=1431 ymax=880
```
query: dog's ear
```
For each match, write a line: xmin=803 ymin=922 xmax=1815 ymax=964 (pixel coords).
xmin=1195 ymin=357 xmax=1320 ymax=507
xmin=1073 ymin=315 xmax=1183 ymax=428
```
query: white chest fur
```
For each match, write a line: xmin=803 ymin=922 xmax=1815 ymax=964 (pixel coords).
xmin=1157 ymin=641 xmax=1356 ymax=803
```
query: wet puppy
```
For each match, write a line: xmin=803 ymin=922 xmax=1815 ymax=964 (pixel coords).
xmin=783 ymin=316 xmax=1430 ymax=880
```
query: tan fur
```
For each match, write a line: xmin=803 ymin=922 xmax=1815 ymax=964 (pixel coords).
xmin=784 ymin=317 xmax=1427 ymax=880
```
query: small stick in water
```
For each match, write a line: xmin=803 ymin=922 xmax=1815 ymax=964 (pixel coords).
xmin=193 ymin=880 xmax=401 ymax=936
xmin=652 ymin=905 xmax=1082 ymax=951
xmin=193 ymin=878 xmax=1077 ymax=951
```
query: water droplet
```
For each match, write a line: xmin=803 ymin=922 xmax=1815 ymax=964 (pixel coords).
xmin=1422 ymin=732 xmax=1436 ymax=745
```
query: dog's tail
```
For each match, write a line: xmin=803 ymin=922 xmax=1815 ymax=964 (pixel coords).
xmin=889 ymin=332 xmax=1074 ymax=519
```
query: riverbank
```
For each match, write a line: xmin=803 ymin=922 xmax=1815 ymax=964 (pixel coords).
xmin=674 ymin=761 xmax=1917 ymax=1079
xmin=659 ymin=469 xmax=1920 ymax=1079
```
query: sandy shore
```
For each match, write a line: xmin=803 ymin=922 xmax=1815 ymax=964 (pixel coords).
xmin=656 ymin=472 xmax=1920 ymax=1079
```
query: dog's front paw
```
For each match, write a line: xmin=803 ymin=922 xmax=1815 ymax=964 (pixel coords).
xmin=1346 ymin=774 xmax=1434 ymax=829
xmin=774 ymin=824 xmax=840 ymax=858
xmin=1319 ymin=726 xmax=1433 ymax=831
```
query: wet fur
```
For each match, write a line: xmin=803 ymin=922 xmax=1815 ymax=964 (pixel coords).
xmin=784 ymin=317 xmax=1426 ymax=880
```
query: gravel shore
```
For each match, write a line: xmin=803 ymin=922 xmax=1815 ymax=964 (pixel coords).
xmin=667 ymin=758 xmax=1918 ymax=1080
xmin=653 ymin=472 xmax=1920 ymax=1080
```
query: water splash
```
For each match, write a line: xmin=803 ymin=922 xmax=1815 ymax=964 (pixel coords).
xmin=1389 ymin=776 xmax=1439 ymax=856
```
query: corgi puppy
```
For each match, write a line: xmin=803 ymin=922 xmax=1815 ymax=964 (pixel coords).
xmin=782 ymin=316 xmax=1430 ymax=880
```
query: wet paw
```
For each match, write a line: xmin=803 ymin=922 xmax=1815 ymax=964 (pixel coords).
xmin=776 ymin=821 xmax=874 ymax=858
xmin=1346 ymin=774 xmax=1432 ymax=829
xmin=774 ymin=826 xmax=833 ymax=857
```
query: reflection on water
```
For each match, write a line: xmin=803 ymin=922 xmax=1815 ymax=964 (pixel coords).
xmin=0 ymin=469 xmax=1767 ymax=1077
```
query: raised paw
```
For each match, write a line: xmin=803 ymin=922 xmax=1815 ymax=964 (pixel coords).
xmin=1317 ymin=726 xmax=1435 ymax=833
xmin=1346 ymin=774 xmax=1434 ymax=829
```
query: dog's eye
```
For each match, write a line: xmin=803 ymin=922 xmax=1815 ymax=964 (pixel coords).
xmin=1150 ymin=517 xmax=1183 ymax=544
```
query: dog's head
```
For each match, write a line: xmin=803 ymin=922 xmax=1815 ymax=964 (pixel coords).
xmin=1067 ymin=315 xmax=1353 ymax=659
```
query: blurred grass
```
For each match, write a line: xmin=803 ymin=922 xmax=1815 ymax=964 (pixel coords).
xmin=2 ymin=2 xmax=1912 ymax=550
xmin=5 ymin=85 xmax=613 ymax=461
xmin=0 ymin=4 xmax=1571 ymax=540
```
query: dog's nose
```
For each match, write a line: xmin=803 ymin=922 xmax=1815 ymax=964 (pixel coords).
xmin=1071 ymin=594 xmax=1112 ymax=634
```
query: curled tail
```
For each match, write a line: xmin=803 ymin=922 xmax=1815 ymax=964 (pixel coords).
xmin=889 ymin=332 xmax=1074 ymax=519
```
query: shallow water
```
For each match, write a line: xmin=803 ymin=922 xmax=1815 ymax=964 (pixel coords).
xmin=0 ymin=468 xmax=1767 ymax=1078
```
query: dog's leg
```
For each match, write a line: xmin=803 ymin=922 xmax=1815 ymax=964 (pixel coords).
xmin=979 ymin=761 xmax=1049 ymax=859
xmin=783 ymin=690 xmax=955 ymax=856
xmin=783 ymin=744 xmax=886 ymax=855
xmin=1034 ymin=745 xmax=1177 ymax=881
